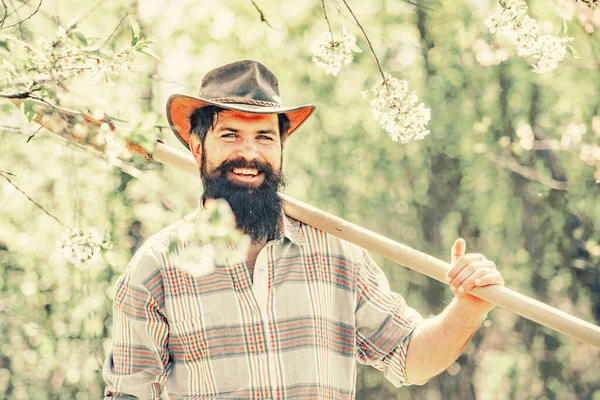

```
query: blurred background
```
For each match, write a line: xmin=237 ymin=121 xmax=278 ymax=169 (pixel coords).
xmin=1 ymin=0 xmax=599 ymax=398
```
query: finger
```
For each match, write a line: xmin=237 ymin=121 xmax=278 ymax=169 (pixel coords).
xmin=449 ymin=260 xmax=495 ymax=291
xmin=473 ymin=272 xmax=504 ymax=288
xmin=457 ymin=268 xmax=490 ymax=293
xmin=451 ymin=238 xmax=466 ymax=265
xmin=446 ymin=253 xmax=486 ymax=283
xmin=447 ymin=239 xmax=466 ymax=284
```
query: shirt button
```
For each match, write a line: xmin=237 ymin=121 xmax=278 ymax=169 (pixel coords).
xmin=259 ymin=353 xmax=267 ymax=361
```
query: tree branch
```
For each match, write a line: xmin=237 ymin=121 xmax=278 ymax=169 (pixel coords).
xmin=26 ymin=124 xmax=41 ymax=142
xmin=0 ymin=91 xmax=31 ymax=98
xmin=2 ymin=0 xmax=28 ymax=22
xmin=321 ymin=0 xmax=334 ymax=41
xmin=0 ymin=0 xmax=8 ymax=29
xmin=0 ymin=124 xmax=20 ymax=132
xmin=0 ymin=300 xmax=59 ymax=340
xmin=1 ymin=0 xmax=41 ymax=30
xmin=483 ymin=151 xmax=569 ymax=191
xmin=99 ymin=13 xmax=128 ymax=49
xmin=0 ymin=74 xmax=54 ymax=92
xmin=0 ymin=168 xmax=15 ymax=176
xmin=77 ymin=0 xmax=106 ymax=24
xmin=339 ymin=0 xmax=386 ymax=83
xmin=250 ymin=0 xmax=274 ymax=29
xmin=0 ymin=169 xmax=71 ymax=228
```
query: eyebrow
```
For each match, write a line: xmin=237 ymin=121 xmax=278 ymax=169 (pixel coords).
xmin=256 ymin=129 xmax=277 ymax=135
xmin=216 ymin=126 xmax=277 ymax=135
xmin=217 ymin=126 xmax=239 ymax=133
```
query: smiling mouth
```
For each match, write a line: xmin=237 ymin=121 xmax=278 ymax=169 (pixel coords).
xmin=228 ymin=167 xmax=264 ymax=184
xmin=231 ymin=167 xmax=259 ymax=177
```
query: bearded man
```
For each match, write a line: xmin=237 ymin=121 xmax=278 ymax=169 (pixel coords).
xmin=103 ymin=60 xmax=504 ymax=399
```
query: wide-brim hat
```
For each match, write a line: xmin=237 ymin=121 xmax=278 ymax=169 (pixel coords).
xmin=167 ymin=60 xmax=316 ymax=150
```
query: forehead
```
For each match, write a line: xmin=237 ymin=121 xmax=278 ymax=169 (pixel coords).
xmin=214 ymin=110 xmax=278 ymax=127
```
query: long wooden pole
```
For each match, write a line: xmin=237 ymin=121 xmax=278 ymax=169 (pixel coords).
xmin=11 ymin=97 xmax=599 ymax=347
xmin=153 ymin=140 xmax=600 ymax=349
xmin=6 ymin=98 xmax=600 ymax=347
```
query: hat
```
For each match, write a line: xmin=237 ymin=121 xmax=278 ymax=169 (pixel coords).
xmin=166 ymin=60 xmax=316 ymax=150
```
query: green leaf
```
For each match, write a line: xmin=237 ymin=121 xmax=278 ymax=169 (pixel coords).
xmin=566 ymin=45 xmax=580 ymax=60
xmin=69 ymin=31 xmax=88 ymax=46
xmin=135 ymin=39 xmax=154 ymax=48
xmin=20 ymin=100 xmax=38 ymax=122
xmin=558 ymin=20 xmax=568 ymax=37
xmin=138 ymin=47 xmax=160 ymax=60
xmin=0 ymin=39 xmax=9 ymax=52
xmin=66 ymin=18 xmax=79 ymax=31
xmin=129 ymin=16 xmax=140 ymax=43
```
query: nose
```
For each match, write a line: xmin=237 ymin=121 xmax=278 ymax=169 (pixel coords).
xmin=236 ymin=137 xmax=259 ymax=160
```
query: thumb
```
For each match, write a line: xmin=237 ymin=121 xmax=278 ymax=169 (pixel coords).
xmin=451 ymin=238 xmax=466 ymax=265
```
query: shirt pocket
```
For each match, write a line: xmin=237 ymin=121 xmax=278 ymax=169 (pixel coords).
xmin=170 ymin=317 xmax=245 ymax=395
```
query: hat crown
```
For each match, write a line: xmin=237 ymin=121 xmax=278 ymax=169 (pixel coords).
xmin=198 ymin=60 xmax=282 ymax=106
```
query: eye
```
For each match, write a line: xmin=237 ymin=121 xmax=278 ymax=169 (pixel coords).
xmin=257 ymin=135 xmax=274 ymax=141
xmin=221 ymin=133 xmax=237 ymax=139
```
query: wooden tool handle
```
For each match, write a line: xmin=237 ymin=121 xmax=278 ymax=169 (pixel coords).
xmin=153 ymin=140 xmax=600 ymax=348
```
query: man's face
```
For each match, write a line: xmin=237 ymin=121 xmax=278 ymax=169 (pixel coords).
xmin=189 ymin=110 xmax=285 ymax=243
xmin=196 ymin=110 xmax=283 ymax=187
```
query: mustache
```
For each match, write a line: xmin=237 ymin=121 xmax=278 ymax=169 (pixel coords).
xmin=211 ymin=158 xmax=283 ymax=185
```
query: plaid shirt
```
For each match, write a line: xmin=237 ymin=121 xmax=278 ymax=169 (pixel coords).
xmin=103 ymin=210 xmax=423 ymax=399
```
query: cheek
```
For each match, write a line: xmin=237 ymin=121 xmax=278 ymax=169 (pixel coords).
xmin=265 ymin=147 xmax=282 ymax=169
xmin=203 ymin=141 xmax=229 ymax=169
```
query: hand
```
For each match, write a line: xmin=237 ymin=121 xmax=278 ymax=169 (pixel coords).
xmin=445 ymin=238 xmax=504 ymax=314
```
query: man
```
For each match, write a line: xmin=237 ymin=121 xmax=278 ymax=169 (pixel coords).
xmin=103 ymin=60 xmax=504 ymax=399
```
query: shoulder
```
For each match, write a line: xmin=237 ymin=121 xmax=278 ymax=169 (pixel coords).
xmin=287 ymin=215 xmax=365 ymax=262
xmin=122 ymin=213 xmax=194 ymax=283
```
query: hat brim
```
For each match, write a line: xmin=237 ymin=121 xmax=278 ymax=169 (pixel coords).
xmin=166 ymin=94 xmax=316 ymax=150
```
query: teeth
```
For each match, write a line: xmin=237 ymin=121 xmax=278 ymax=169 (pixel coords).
xmin=232 ymin=168 xmax=258 ymax=176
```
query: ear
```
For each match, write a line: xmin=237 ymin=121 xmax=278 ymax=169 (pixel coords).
xmin=189 ymin=135 xmax=203 ymax=167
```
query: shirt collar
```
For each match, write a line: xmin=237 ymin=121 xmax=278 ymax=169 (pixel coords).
xmin=279 ymin=212 xmax=306 ymax=246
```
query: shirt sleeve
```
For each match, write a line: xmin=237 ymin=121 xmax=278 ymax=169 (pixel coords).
xmin=103 ymin=250 xmax=170 ymax=399
xmin=354 ymin=248 xmax=423 ymax=387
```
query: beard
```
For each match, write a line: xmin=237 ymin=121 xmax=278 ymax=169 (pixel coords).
xmin=200 ymin=154 xmax=285 ymax=244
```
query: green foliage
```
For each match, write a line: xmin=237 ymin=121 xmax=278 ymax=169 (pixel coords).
xmin=19 ymin=100 xmax=37 ymax=122
xmin=0 ymin=0 xmax=599 ymax=399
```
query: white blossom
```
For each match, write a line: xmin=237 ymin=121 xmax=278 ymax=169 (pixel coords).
xmin=362 ymin=73 xmax=431 ymax=144
xmin=531 ymin=35 xmax=572 ymax=74
xmin=169 ymin=241 xmax=216 ymax=278
xmin=59 ymin=228 xmax=111 ymax=268
xmin=310 ymin=28 xmax=360 ymax=76
xmin=56 ymin=26 xmax=67 ymax=42
xmin=484 ymin=0 xmax=528 ymax=37
xmin=167 ymin=199 xmax=250 ymax=277
xmin=485 ymin=0 xmax=574 ymax=73
xmin=514 ymin=16 xmax=541 ymax=57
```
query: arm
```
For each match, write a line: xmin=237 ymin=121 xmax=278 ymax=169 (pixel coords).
xmin=354 ymin=248 xmax=424 ymax=387
xmin=405 ymin=238 xmax=503 ymax=385
xmin=404 ymin=298 xmax=487 ymax=385
xmin=103 ymin=251 xmax=170 ymax=399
